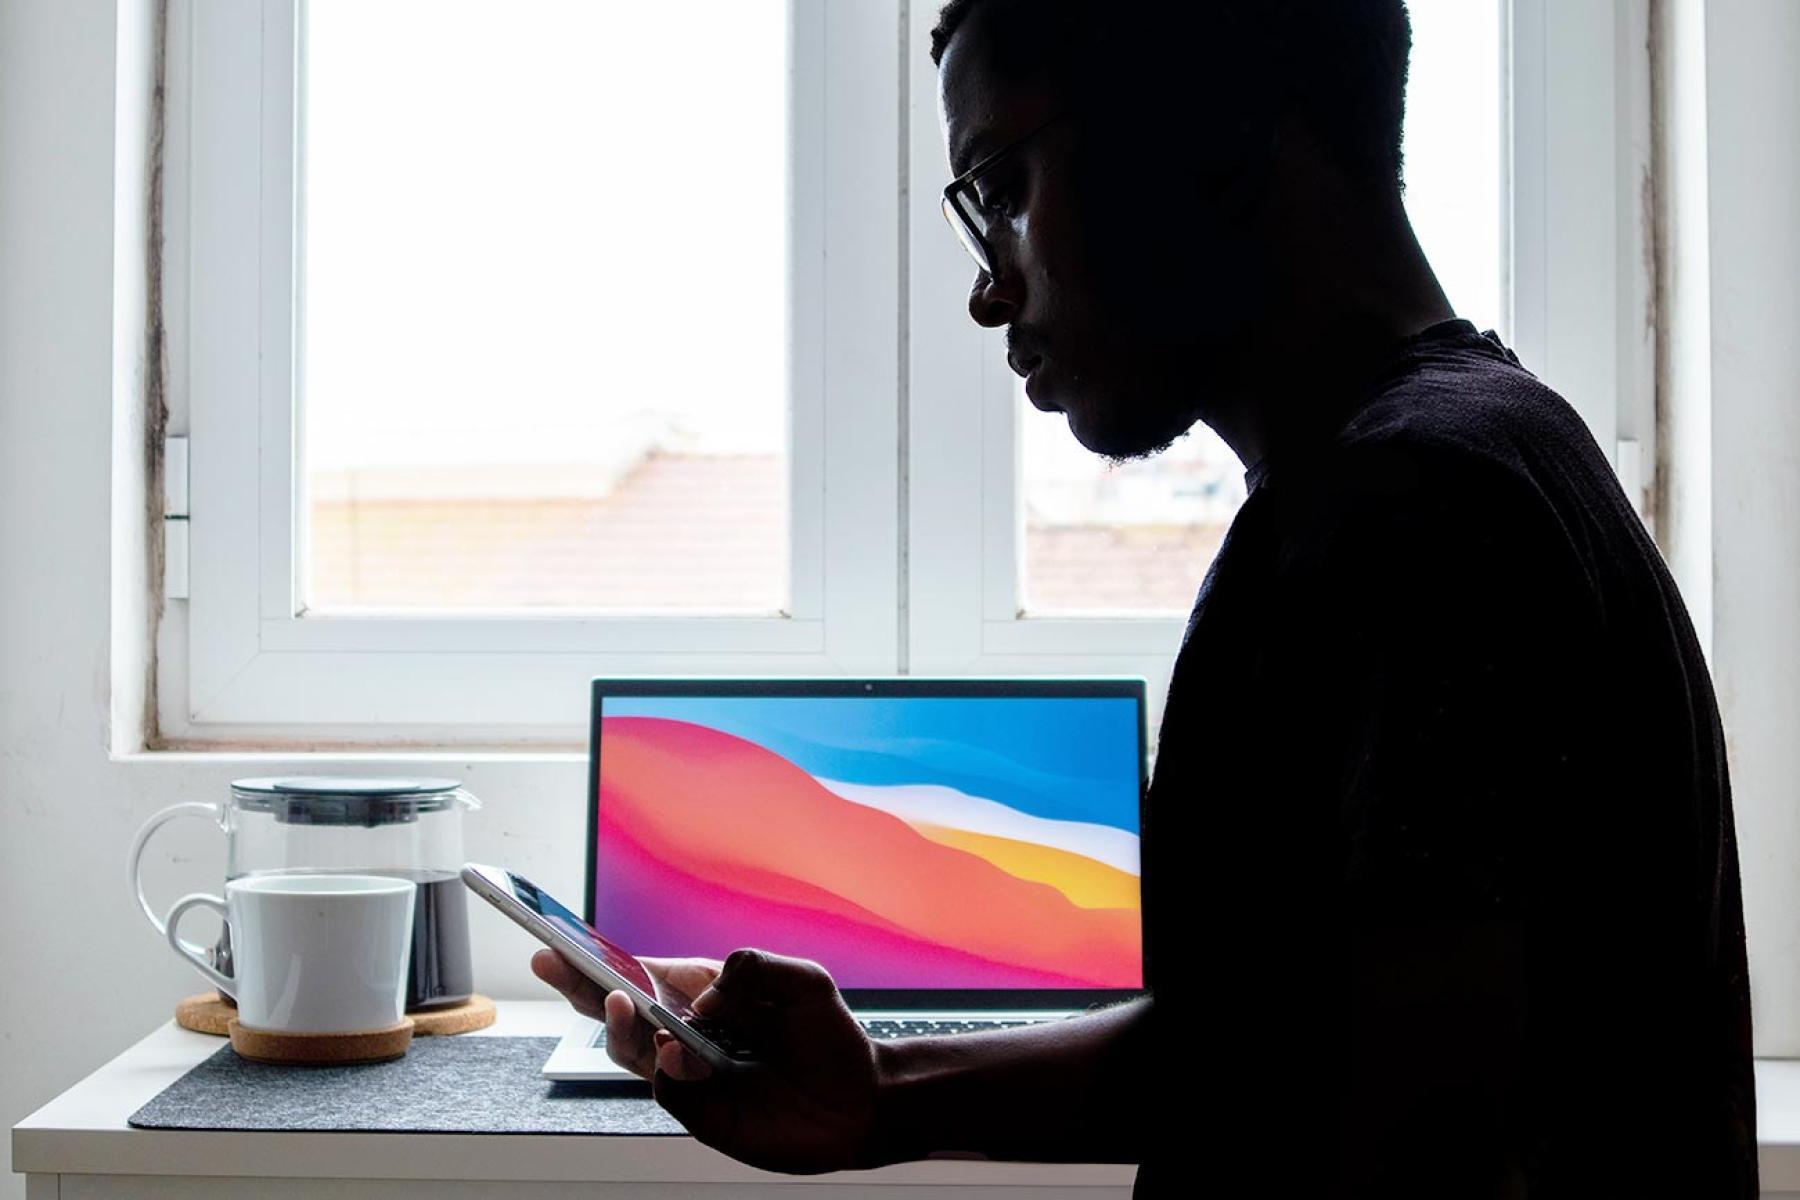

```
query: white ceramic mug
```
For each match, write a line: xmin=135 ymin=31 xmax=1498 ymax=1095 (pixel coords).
xmin=165 ymin=874 xmax=416 ymax=1034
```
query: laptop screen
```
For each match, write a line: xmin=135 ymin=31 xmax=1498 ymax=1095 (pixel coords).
xmin=588 ymin=681 xmax=1144 ymax=996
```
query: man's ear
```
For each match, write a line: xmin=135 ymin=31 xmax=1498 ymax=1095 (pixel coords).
xmin=1214 ymin=110 xmax=1281 ymax=222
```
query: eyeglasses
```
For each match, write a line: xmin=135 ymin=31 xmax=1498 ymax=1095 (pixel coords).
xmin=940 ymin=113 xmax=1067 ymax=278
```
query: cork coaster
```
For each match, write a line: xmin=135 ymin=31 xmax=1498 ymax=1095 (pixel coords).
xmin=179 ymin=992 xmax=496 ymax=1038
xmin=175 ymin=991 xmax=237 ymax=1037
xmin=229 ymin=1018 xmax=414 ymax=1065
xmin=409 ymin=994 xmax=496 ymax=1036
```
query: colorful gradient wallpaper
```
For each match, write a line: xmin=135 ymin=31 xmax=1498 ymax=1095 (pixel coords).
xmin=592 ymin=695 xmax=1143 ymax=989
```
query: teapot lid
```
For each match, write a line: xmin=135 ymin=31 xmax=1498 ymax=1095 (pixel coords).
xmin=230 ymin=776 xmax=465 ymax=826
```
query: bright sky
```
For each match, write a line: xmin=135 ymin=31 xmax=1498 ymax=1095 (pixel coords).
xmin=303 ymin=0 xmax=789 ymax=472
xmin=305 ymin=0 xmax=1503 ymax=480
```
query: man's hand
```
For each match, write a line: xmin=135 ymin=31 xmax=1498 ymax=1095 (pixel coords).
xmin=532 ymin=946 xmax=884 ymax=1174
xmin=532 ymin=948 xmax=723 ymax=1078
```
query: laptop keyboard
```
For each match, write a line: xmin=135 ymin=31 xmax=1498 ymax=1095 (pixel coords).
xmin=590 ymin=1016 xmax=1051 ymax=1051
xmin=858 ymin=1018 xmax=1044 ymax=1040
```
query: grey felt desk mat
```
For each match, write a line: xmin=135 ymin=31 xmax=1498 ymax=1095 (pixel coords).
xmin=128 ymin=1036 xmax=686 ymax=1136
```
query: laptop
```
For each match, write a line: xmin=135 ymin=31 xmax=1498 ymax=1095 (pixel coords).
xmin=542 ymin=677 xmax=1148 ymax=1080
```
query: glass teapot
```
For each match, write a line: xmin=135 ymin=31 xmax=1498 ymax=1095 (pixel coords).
xmin=130 ymin=776 xmax=481 ymax=1010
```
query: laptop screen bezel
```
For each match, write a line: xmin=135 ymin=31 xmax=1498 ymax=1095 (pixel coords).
xmin=586 ymin=676 xmax=1149 ymax=1012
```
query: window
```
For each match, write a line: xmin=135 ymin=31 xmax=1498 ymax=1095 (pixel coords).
xmin=162 ymin=0 xmax=1644 ymax=744
xmin=300 ymin=1 xmax=790 ymax=614
xmin=169 ymin=0 xmax=900 ymax=740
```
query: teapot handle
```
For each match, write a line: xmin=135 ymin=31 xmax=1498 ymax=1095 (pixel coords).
xmin=129 ymin=801 xmax=224 ymax=936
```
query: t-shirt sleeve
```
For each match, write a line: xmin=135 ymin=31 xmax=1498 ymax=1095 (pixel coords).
xmin=1253 ymin=441 xmax=1606 ymax=920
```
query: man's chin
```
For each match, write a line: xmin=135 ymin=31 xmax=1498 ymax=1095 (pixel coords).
xmin=1064 ymin=406 xmax=1186 ymax=462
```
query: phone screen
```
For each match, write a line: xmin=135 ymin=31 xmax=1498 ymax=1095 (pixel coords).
xmin=507 ymin=872 xmax=699 ymax=1020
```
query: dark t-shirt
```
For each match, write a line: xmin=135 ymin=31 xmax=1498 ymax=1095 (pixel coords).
xmin=1134 ymin=320 xmax=1755 ymax=1196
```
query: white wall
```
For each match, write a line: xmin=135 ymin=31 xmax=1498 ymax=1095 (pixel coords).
xmin=0 ymin=15 xmax=590 ymax=1199
xmin=1703 ymin=0 xmax=1800 ymax=1058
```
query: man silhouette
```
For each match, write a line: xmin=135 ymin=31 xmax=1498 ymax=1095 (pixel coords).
xmin=536 ymin=1 xmax=1756 ymax=1192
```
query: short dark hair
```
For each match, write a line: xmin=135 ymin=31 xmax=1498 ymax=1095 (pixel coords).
xmin=929 ymin=0 xmax=1412 ymax=185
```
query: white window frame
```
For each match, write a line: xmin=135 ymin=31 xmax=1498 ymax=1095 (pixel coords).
xmin=163 ymin=0 xmax=1649 ymax=746
xmin=164 ymin=0 xmax=901 ymax=741
xmin=902 ymin=0 xmax=1651 ymax=730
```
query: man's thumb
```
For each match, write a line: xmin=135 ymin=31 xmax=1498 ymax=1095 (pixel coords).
xmin=700 ymin=948 xmax=838 ymax=1012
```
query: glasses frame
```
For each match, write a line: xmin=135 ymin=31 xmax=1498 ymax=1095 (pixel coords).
xmin=940 ymin=112 xmax=1068 ymax=278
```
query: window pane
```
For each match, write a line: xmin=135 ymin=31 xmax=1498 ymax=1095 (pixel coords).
xmin=1019 ymin=0 xmax=1504 ymax=616
xmin=1021 ymin=419 xmax=1244 ymax=615
xmin=1404 ymin=0 xmax=1505 ymax=336
xmin=301 ymin=1 xmax=789 ymax=613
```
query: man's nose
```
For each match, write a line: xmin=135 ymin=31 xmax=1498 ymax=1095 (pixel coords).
xmin=968 ymin=268 xmax=1022 ymax=329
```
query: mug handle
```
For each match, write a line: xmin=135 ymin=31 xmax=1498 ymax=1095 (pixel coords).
xmin=165 ymin=893 xmax=234 ymax=992
xmin=129 ymin=802 xmax=222 ymax=936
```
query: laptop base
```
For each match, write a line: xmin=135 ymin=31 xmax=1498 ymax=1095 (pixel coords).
xmin=540 ymin=1010 xmax=1074 ymax=1081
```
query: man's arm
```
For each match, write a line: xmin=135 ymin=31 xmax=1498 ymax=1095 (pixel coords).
xmin=866 ymin=995 xmax=1155 ymax=1165
xmin=1334 ymin=918 xmax=1529 ymax=1193
xmin=537 ymin=945 xmax=1154 ymax=1172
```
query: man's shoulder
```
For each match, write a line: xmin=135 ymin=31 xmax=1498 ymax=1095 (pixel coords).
xmin=1276 ymin=345 xmax=1604 ymax=536
xmin=1253 ymin=350 xmax=1614 ymax=611
xmin=1337 ymin=339 xmax=1600 ymax=491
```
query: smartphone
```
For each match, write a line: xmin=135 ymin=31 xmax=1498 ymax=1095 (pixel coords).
xmin=461 ymin=862 xmax=759 ymax=1072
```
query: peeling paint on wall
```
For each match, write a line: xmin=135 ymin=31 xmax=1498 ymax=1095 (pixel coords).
xmin=142 ymin=0 xmax=170 ymax=750
xmin=1646 ymin=0 xmax=1672 ymax=550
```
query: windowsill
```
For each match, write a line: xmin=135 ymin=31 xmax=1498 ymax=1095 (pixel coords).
xmin=111 ymin=748 xmax=587 ymax=766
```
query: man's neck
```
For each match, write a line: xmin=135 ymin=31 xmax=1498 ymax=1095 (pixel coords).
xmin=1211 ymin=309 xmax=1455 ymax=474
xmin=1203 ymin=186 xmax=1457 ymax=471
xmin=1209 ymin=269 xmax=1461 ymax=474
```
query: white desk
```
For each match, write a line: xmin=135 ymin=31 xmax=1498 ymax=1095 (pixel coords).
xmin=10 ymin=1000 xmax=1135 ymax=1199
xmin=20 ymin=1004 xmax=1800 ymax=1197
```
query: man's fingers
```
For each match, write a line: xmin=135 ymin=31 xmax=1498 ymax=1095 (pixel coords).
xmin=641 ymin=957 xmax=725 ymax=1005
xmin=666 ymin=961 xmax=726 ymax=1002
xmin=534 ymin=949 xmax=731 ymax=1084
xmin=531 ymin=948 xmax=608 ymax=1020
xmin=653 ymin=1029 xmax=713 ymax=1082
xmin=603 ymin=988 xmax=656 ymax=1077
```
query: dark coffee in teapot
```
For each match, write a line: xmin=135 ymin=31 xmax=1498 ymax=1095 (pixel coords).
xmin=393 ymin=867 xmax=474 ymax=1009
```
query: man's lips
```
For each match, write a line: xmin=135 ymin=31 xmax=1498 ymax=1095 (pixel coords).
xmin=1021 ymin=361 xmax=1061 ymax=411
xmin=1008 ymin=350 xmax=1050 ymax=401
xmin=1006 ymin=347 xmax=1041 ymax=380
xmin=1007 ymin=341 xmax=1062 ymax=409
